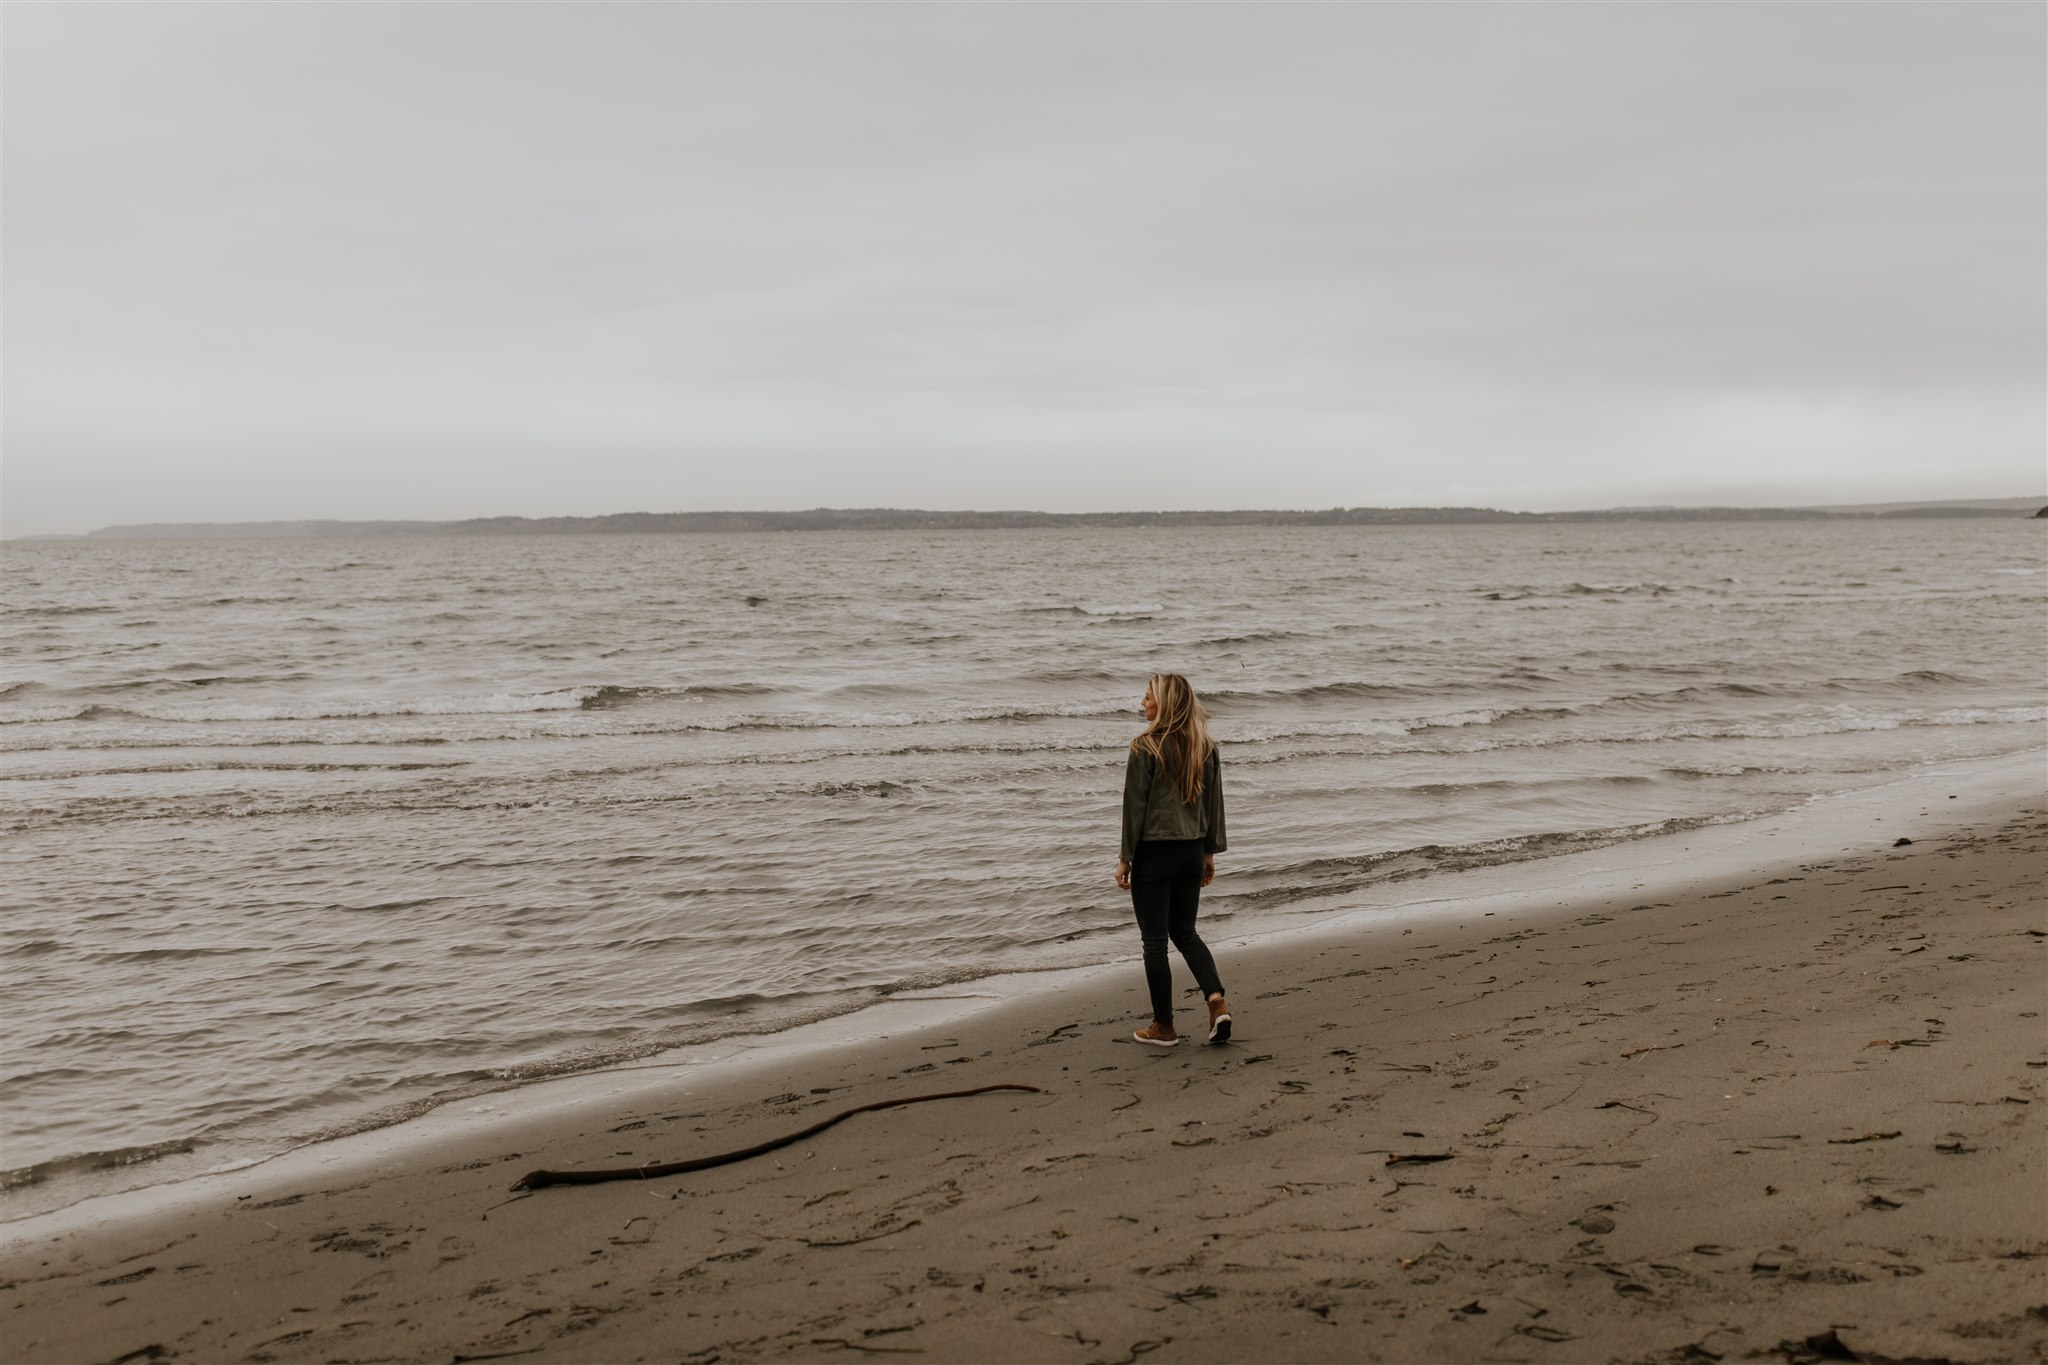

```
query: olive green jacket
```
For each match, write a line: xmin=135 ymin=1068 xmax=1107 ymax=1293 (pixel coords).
xmin=1119 ymin=744 xmax=1227 ymax=863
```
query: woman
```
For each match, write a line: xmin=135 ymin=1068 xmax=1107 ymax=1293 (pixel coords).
xmin=1115 ymin=673 xmax=1231 ymax=1047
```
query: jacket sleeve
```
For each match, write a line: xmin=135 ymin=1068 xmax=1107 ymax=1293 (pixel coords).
xmin=1120 ymin=748 xmax=1149 ymax=863
xmin=1202 ymin=747 xmax=1227 ymax=855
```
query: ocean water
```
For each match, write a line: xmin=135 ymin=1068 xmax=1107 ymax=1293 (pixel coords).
xmin=3 ymin=520 xmax=2043 ymax=1216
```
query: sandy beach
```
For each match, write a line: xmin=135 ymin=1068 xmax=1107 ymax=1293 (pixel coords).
xmin=5 ymin=753 xmax=2043 ymax=1365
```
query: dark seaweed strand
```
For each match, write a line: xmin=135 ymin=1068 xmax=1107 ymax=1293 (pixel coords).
xmin=507 ymin=1083 xmax=1044 ymax=1192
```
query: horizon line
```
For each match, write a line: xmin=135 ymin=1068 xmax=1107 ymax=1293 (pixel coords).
xmin=12 ymin=493 xmax=2046 ymax=540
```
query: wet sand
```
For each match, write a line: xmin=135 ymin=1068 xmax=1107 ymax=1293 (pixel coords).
xmin=5 ymin=760 xmax=2044 ymax=1365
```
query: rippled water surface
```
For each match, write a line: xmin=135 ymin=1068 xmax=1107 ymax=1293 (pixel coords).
xmin=3 ymin=522 xmax=2043 ymax=1213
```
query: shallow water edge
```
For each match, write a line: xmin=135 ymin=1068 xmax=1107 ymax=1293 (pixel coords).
xmin=7 ymin=745 xmax=2036 ymax=1243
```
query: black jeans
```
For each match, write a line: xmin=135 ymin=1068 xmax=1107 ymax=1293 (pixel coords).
xmin=1129 ymin=838 xmax=1225 ymax=1028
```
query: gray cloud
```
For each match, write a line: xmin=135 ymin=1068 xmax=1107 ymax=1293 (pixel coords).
xmin=4 ymin=4 xmax=2041 ymax=534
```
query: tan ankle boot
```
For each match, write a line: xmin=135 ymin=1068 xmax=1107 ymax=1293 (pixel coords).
xmin=1206 ymin=995 xmax=1232 ymax=1044
xmin=1133 ymin=1020 xmax=1180 ymax=1047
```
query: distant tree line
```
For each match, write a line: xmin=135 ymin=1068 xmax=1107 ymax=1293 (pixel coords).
xmin=60 ymin=503 xmax=2042 ymax=539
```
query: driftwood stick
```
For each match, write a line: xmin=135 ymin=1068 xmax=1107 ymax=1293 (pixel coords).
xmin=508 ymin=1083 xmax=1043 ymax=1192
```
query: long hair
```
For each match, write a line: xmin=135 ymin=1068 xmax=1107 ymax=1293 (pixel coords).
xmin=1131 ymin=672 xmax=1213 ymax=805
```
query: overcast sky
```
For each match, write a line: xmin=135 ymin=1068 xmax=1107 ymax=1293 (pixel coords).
xmin=4 ymin=4 xmax=2042 ymax=536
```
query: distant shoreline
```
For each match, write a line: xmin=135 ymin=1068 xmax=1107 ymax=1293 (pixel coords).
xmin=14 ymin=496 xmax=2047 ymax=540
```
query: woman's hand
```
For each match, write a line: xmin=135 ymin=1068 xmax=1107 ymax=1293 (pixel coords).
xmin=1115 ymin=861 xmax=1132 ymax=890
xmin=1201 ymin=854 xmax=1215 ymax=888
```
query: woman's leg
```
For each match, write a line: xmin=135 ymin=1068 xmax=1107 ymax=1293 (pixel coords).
xmin=1166 ymin=843 xmax=1225 ymax=1001
xmin=1129 ymin=845 xmax=1177 ymax=1027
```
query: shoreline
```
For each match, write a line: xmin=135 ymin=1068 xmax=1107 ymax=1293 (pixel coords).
xmin=3 ymin=749 xmax=2038 ymax=1240
xmin=0 ymin=774 xmax=1830 ymax=1226
xmin=3 ymin=749 xmax=2043 ymax=1362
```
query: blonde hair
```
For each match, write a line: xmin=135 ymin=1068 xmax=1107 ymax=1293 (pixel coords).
xmin=1131 ymin=672 xmax=1213 ymax=805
